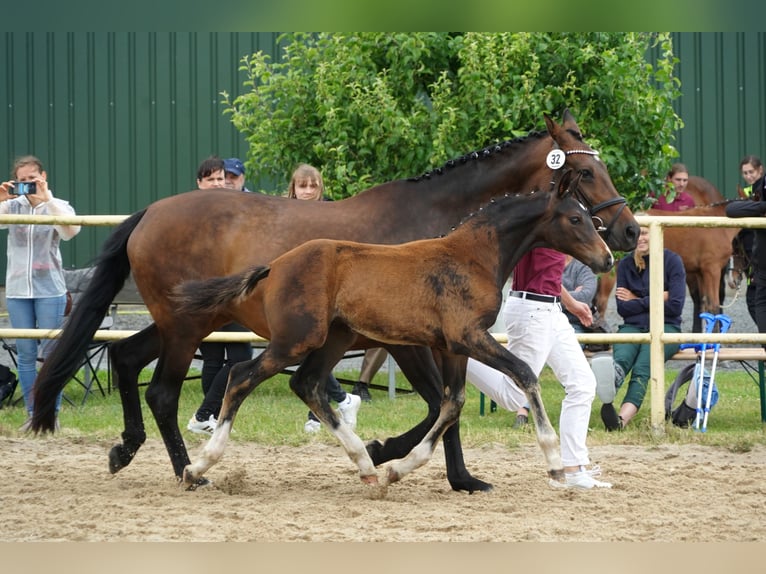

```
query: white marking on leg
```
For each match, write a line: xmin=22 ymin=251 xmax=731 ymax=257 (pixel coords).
xmin=185 ymin=419 xmax=233 ymax=483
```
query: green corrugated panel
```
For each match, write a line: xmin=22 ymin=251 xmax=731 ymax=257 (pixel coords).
xmin=0 ymin=32 xmax=279 ymax=281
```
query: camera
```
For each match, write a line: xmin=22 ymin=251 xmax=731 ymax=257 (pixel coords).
xmin=9 ymin=181 xmax=37 ymax=195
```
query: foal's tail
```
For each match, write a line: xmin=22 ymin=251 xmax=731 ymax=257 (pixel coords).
xmin=31 ymin=209 xmax=147 ymax=433
xmin=174 ymin=265 xmax=271 ymax=315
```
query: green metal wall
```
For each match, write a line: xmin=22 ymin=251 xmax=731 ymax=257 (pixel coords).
xmin=668 ymin=32 xmax=766 ymax=197
xmin=1 ymin=32 xmax=765 ymax=282
xmin=0 ymin=32 xmax=280 ymax=273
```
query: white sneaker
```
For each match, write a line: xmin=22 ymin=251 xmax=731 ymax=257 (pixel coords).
xmin=304 ymin=418 xmax=322 ymax=433
xmin=187 ymin=414 xmax=217 ymax=435
xmin=338 ymin=393 xmax=362 ymax=429
xmin=564 ymin=467 xmax=612 ymax=489
xmin=591 ymin=353 xmax=617 ymax=403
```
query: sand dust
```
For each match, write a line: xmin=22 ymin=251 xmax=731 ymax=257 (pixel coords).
xmin=3 ymin=434 xmax=765 ymax=542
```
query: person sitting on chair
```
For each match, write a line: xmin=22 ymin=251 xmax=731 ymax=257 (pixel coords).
xmin=598 ymin=220 xmax=687 ymax=431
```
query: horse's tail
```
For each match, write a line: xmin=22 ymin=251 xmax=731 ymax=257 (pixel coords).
xmin=31 ymin=209 xmax=147 ymax=433
xmin=173 ymin=265 xmax=271 ymax=316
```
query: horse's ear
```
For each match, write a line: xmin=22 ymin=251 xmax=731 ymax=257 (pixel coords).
xmin=543 ymin=113 xmax=559 ymax=137
xmin=561 ymin=109 xmax=581 ymax=133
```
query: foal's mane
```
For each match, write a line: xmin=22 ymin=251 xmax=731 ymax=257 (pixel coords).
xmin=408 ymin=130 xmax=548 ymax=182
xmin=438 ymin=190 xmax=545 ymax=238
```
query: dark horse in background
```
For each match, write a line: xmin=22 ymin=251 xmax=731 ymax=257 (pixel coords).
xmin=175 ymin=186 xmax=613 ymax=490
xmin=31 ymin=110 xmax=639 ymax=493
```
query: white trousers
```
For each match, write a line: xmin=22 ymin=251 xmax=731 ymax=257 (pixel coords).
xmin=466 ymin=295 xmax=596 ymax=468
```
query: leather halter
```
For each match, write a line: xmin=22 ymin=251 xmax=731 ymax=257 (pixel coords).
xmin=552 ymin=148 xmax=627 ymax=241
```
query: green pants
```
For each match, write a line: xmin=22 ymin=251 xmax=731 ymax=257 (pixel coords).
xmin=613 ymin=323 xmax=681 ymax=409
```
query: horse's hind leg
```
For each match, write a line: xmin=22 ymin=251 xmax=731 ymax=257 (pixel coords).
xmin=183 ymin=351 xmax=289 ymax=488
xmin=291 ymin=330 xmax=378 ymax=483
xmin=107 ymin=325 xmax=160 ymax=474
xmin=464 ymin=333 xmax=564 ymax=483
xmin=143 ymin=335 xmax=200 ymax=481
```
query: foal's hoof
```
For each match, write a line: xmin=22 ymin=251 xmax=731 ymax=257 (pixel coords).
xmin=181 ymin=468 xmax=209 ymax=491
xmin=547 ymin=468 xmax=565 ymax=483
xmin=386 ymin=466 xmax=402 ymax=485
xmin=360 ymin=473 xmax=379 ymax=486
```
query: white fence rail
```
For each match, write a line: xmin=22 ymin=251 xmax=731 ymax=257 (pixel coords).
xmin=3 ymin=212 xmax=766 ymax=428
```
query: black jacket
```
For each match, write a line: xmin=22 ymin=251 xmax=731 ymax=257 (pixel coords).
xmin=726 ymin=176 xmax=766 ymax=282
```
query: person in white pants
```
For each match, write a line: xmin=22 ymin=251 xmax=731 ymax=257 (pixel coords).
xmin=466 ymin=247 xmax=611 ymax=489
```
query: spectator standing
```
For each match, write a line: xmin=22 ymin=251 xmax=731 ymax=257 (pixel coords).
xmin=0 ymin=155 xmax=81 ymax=430
xmin=286 ymin=164 xmax=362 ymax=433
xmin=187 ymin=156 xmax=254 ymax=435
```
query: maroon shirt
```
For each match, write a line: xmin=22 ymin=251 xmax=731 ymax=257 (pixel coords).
xmin=653 ymin=191 xmax=696 ymax=211
xmin=511 ymin=248 xmax=565 ymax=296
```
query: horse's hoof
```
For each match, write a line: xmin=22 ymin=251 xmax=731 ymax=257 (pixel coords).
xmin=386 ymin=466 xmax=401 ymax=485
xmin=548 ymin=468 xmax=565 ymax=483
xmin=108 ymin=444 xmax=134 ymax=474
xmin=181 ymin=468 xmax=208 ymax=491
xmin=449 ymin=476 xmax=494 ymax=494
xmin=360 ymin=474 xmax=379 ymax=485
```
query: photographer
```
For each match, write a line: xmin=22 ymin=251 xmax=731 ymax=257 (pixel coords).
xmin=0 ymin=155 xmax=80 ymax=430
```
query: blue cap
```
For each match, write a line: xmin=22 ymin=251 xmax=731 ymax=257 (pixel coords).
xmin=223 ymin=158 xmax=245 ymax=176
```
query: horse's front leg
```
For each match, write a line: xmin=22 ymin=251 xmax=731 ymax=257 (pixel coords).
xmin=375 ymin=347 xmax=493 ymax=493
xmin=467 ymin=333 xmax=564 ymax=484
xmin=437 ymin=352 xmax=494 ymax=493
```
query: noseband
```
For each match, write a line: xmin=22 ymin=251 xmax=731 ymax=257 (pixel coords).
xmin=552 ymin=148 xmax=627 ymax=241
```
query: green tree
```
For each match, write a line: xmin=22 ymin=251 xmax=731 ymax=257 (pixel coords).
xmin=224 ymin=32 xmax=681 ymax=208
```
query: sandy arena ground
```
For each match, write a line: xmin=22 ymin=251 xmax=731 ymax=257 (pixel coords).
xmin=3 ymin=434 xmax=765 ymax=543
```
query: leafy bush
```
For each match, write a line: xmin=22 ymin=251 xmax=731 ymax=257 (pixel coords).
xmin=224 ymin=32 xmax=681 ymax=208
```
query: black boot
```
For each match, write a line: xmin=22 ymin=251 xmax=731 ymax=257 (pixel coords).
xmin=351 ymin=381 xmax=372 ymax=402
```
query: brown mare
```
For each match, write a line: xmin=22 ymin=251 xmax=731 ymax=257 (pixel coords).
xmin=31 ymin=110 xmax=638 ymax=493
xmin=176 ymin=186 xmax=613 ymax=489
xmin=594 ymin=176 xmax=741 ymax=333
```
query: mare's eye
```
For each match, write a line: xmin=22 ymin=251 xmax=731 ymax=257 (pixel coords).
xmin=569 ymin=215 xmax=582 ymax=225
xmin=581 ymin=169 xmax=594 ymax=180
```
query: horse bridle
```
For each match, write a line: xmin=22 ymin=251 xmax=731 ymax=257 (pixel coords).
xmin=551 ymin=148 xmax=627 ymax=242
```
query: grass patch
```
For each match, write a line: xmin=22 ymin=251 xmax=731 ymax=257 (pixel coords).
xmin=2 ymin=365 xmax=764 ymax=452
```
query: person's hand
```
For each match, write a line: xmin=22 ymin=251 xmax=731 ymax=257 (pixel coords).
xmin=24 ymin=176 xmax=52 ymax=207
xmin=569 ymin=300 xmax=593 ymax=327
xmin=615 ymin=287 xmax=638 ymax=302
xmin=0 ymin=180 xmax=15 ymax=201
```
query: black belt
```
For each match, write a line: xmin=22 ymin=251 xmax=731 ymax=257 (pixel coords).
xmin=509 ymin=290 xmax=561 ymax=304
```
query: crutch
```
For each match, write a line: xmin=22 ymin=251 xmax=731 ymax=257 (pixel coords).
xmin=698 ymin=313 xmax=731 ymax=432
xmin=690 ymin=312 xmax=717 ymax=430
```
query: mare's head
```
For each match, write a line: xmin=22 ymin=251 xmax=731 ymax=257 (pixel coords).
xmin=541 ymin=109 xmax=640 ymax=252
